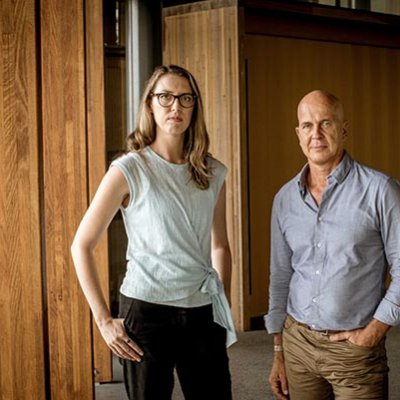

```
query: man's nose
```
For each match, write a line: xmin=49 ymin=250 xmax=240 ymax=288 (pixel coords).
xmin=311 ymin=125 xmax=323 ymax=138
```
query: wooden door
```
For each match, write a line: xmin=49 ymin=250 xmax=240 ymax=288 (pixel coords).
xmin=41 ymin=0 xmax=111 ymax=396
xmin=0 ymin=1 xmax=46 ymax=398
xmin=245 ymin=34 xmax=400 ymax=324
xmin=1 ymin=1 xmax=110 ymax=398
xmin=163 ymin=4 xmax=245 ymax=329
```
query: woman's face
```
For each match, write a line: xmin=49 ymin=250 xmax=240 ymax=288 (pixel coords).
xmin=150 ymin=73 xmax=195 ymax=140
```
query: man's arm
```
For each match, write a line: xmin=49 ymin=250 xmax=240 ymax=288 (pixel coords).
xmin=265 ymin=196 xmax=294 ymax=399
xmin=265 ymin=196 xmax=294 ymax=332
xmin=331 ymin=178 xmax=400 ymax=346
xmin=268 ymin=333 xmax=289 ymax=400
xmin=374 ymin=179 xmax=400 ymax=325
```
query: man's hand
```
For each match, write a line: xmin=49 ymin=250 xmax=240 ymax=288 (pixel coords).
xmin=268 ymin=352 xmax=289 ymax=400
xmin=329 ymin=318 xmax=391 ymax=348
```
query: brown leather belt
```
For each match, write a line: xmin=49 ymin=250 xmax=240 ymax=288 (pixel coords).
xmin=290 ymin=316 xmax=344 ymax=336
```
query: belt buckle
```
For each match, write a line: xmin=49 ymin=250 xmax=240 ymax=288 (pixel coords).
xmin=320 ymin=329 xmax=330 ymax=336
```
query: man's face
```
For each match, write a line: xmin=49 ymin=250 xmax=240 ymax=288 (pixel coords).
xmin=295 ymin=97 xmax=348 ymax=168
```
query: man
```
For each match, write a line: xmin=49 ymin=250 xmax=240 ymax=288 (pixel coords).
xmin=264 ymin=90 xmax=400 ymax=399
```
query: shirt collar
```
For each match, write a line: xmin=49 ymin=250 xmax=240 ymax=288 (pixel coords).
xmin=297 ymin=151 xmax=353 ymax=197
xmin=297 ymin=164 xmax=310 ymax=198
xmin=330 ymin=151 xmax=353 ymax=184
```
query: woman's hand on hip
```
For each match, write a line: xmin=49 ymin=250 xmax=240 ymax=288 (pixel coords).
xmin=98 ymin=318 xmax=144 ymax=362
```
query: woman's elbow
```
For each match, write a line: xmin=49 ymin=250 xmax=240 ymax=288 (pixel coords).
xmin=70 ymin=236 xmax=93 ymax=260
xmin=70 ymin=238 xmax=81 ymax=261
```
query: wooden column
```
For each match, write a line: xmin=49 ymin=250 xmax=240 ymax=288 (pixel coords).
xmin=0 ymin=1 xmax=46 ymax=398
xmin=1 ymin=0 xmax=110 ymax=398
xmin=41 ymin=0 xmax=93 ymax=398
xmin=163 ymin=1 xmax=248 ymax=330
xmin=86 ymin=0 xmax=113 ymax=383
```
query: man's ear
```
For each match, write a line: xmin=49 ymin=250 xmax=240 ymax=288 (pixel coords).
xmin=342 ymin=120 xmax=349 ymax=140
xmin=295 ymin=126 xmax=300 ymax=140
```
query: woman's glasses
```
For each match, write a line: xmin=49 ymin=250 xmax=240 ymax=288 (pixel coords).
xmin=151 ymin=92 xmax=197 ymax=108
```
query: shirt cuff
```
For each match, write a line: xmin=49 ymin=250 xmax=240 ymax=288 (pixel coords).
xmin=264 ymin=312 xmax=286 ymax=334
xmin=373 ymin=297 xmax=400 ymax=326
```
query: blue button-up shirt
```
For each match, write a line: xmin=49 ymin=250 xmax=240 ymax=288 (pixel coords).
xmin=264 ymin=152 xmax=400 ymax=333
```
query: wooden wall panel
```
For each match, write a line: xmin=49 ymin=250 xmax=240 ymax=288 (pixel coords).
xmin=104 ymin=55 xmax=127 ymax=156
xmin=245 ymin=34 xmax=400 ymax=320
xmin=348 ymin=45 xmax=400 ymax=178
xmin=41 ymin=1 xmax=93 ymax=398
xmin=85 ymin=0 xmax=113 ymax=383
xmin=371 ymin=0 xmax=400 ymax=15
xmin=0 ymin=1 xmax=46 ymax=399
xmin=163 ymin=4 xmax=246 ymax=330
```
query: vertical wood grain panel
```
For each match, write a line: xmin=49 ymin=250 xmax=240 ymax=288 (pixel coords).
xmin=105 ymin=55 xmax=127 ymax=155
xmin=41 ymin=0 xmax=93 ymax=398
xmin=85 ymin=0 xmax=112 ymax=383
xmin=163 ymin=5 xmax=246 ymax=330
xmin=371 ymin=0 xmax=400 ymax=15
xmin=348 ymin=45 xmax=400 ymax=177
xmin=246 ymin=34 xmax=400 ymax=320
xmin=0 ymin=1 xmax=46 ymax=399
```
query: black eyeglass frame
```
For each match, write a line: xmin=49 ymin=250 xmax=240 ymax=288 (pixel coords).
xmin=150 ymin=92 xmax=197 ymax=108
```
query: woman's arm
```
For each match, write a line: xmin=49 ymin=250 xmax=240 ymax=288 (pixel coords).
xmin=211 ymin=182 xmax=232 ymax=304
xmin=71 ymin=166 xmax=143 ymax=361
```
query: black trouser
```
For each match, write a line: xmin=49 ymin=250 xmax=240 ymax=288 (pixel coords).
xmin=119 ymin=295 xmax=232 ymax=400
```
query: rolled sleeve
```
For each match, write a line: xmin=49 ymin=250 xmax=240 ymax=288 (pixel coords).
xmin=373 ymin=179 xmax=400 ymax=326
xmin=374 ymin=298 xmax=400 ymax=326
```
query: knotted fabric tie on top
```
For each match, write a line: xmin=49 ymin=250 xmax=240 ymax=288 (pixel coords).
xmin=200 ymin=268 xmax=237 ymax=347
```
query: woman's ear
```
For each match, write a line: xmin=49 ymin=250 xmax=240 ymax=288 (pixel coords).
xmin=147 ymin=99 xmax=153 ymax=114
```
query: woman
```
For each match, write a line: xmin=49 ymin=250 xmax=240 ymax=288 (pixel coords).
xmin=71 ymin=64 xmax=236 ymax=400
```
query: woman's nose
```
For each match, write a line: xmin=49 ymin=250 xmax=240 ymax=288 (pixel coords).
xmin=170 ymin=97 xmax=182 ymax=111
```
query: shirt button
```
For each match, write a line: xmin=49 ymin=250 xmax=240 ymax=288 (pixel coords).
xmin=312 ymin=298 xmax=317 ymax=303
xmin=316 ymin=242 xmax=321 ymax=248
xmin=316 ymin=270 xmax=320 ymax=275
xmin=318 ymin=217 xmax=322 ymax=222
xmin=311 ymin=324 xmax=316 ymax=329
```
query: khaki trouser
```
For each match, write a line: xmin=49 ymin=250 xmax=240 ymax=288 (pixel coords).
xmin=282 ymin=315 xmax=389 ymax=400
